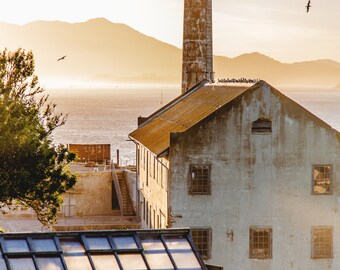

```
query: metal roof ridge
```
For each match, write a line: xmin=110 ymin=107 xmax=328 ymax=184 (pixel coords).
xmin=135 ymin=80 xmax=208 ymax=129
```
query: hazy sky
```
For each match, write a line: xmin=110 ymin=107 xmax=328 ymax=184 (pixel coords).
xmin=1 ymin=0 xmax=339 ymax=63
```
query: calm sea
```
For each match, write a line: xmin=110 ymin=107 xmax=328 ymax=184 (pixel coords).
xmin=46 ymin=85 xmax=340 ymax=165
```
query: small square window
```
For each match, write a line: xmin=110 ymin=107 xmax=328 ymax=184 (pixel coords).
xmin=249 ymin=227 xmax=272 ymax=259
xmin=191 ymin=228 xmax=212 ymax=260
xmin=312 ymin=227 xmax=333 ymax=259
xmin=189 ymin=164 xmax=211 ymax=195
xmin=312 ymin=165 xmax=332 ymax=195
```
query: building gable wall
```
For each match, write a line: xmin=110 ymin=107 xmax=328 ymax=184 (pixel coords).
xmin=168 ymin=83 xmax=340 ymax=269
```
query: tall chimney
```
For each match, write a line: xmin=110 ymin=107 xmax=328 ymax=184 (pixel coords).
xmin=181 ymin=0 xmax=213 ymax=94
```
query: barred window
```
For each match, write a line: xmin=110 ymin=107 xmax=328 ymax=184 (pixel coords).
xmin=249 ymin=227 xmax=272 ymax=259
xmin=191 ymin=228 xmax=212 ymax=260
xmin=312 ymin=227 xmax=333 ymax=259
xmin=189 ymin=164 xmax=211 ymax=195
xmin=312 ymin=165 xmax=332 ymax=195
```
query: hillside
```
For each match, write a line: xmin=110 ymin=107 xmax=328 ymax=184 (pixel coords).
xmin=0 ymin=18 xmax=181 ymax=85
xmin=0 ymin=18 xmax=340 ymax=87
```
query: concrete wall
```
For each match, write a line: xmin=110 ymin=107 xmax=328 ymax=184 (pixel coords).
xmin=138 ymin=145 xmax=169 ymax=229
xmin=169 ymin=83 xmax=340 ymax=269
xmin=62 ymin=171 xmax=117 ymax=217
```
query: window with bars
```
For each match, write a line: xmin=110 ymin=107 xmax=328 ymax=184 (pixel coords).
xmin=191 ymin=228 xmax=212 ymax=260
xmin=189 ymin=164 xmax=211 ymax=195
xmin=312 ymin=227 xmax=333 ymax=259
xmin=249 ymin=227 xmax=272 ymax=259
xmin=312 ymin=165 xmax=332 ymax=195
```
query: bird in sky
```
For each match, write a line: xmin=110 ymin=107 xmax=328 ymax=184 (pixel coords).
xmin=57 ymin=55 xmax=67 ymax=61
xmin=306 ymin=0 xmax=311 ymax=13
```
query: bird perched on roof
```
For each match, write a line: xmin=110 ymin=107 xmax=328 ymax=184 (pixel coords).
xmin=306 ymin=0 xmax=311 ymax=13
xmin=57 ymin=55 xmax=67 ymax=61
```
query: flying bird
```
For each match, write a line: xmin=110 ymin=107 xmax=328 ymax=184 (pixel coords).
xmin=306 ymin=0 xmax=311 ymax=13
xmin=57 ymin=55 xmax=67 ymax=61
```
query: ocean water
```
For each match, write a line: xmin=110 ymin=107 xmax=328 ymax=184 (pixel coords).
xmin=46 ymin=85 xmax=340 ymax=165
xmin=47 ymin=85 xmax=180 ymax=166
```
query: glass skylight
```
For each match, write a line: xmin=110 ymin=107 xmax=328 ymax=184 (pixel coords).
xmin=0 ymin=229 xmax=206 ymax=270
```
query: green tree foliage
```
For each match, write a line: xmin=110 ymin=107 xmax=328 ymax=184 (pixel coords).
xmin=0 ymin=48 xmax=76 ymax=227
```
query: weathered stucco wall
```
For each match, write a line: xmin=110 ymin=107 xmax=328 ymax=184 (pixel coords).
xmin=169 ymin=83 xmax=340 ymax=269
xmin=138 ymin=146 xmax=169 ymax=229
xmin=63 ymin=171 xmax=117 ymax=216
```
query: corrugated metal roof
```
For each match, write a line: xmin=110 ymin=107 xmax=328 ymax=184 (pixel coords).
xmin=129 ymin=82 xmax=250 ymax=156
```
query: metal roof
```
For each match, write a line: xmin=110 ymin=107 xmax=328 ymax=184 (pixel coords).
xmin=0 ymin=228 xmax=207 ymax=270
xmin=129 ymin=82 xmax=250 ymax=156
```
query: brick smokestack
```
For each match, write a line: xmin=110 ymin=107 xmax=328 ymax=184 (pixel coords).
xmin=181 ymin=0 xmax=213 ymax=94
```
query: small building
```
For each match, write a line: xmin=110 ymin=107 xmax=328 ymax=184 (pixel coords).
xmin=54 ymin=163 xmax=138 ymax=231
xmin=129 ymin=80 xmax=340 ymax=269
xmin=0 ymin=228 xmax=208 ymax=270
xmin=0 ymin=163 xmax=139 ymax=232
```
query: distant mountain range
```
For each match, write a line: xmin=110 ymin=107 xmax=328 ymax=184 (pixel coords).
xmin=1 ymin=18 xmax=339 ymax=87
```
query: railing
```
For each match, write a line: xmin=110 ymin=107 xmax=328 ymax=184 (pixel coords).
xmin=111 ymin=164 xmax=124 ymax=216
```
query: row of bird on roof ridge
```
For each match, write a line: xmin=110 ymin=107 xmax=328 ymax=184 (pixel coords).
xmin=217 ymin=78 xmax=261 ymax=84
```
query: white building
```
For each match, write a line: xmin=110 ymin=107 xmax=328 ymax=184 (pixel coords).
xmin=129 ymin=80 xmax=340 ymax=269
xmin=129 ymin=0 xmax=340 ymax=268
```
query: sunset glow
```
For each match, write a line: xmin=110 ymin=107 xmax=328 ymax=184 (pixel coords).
xmin=0 ymin=0 xmax=339 ymax=62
